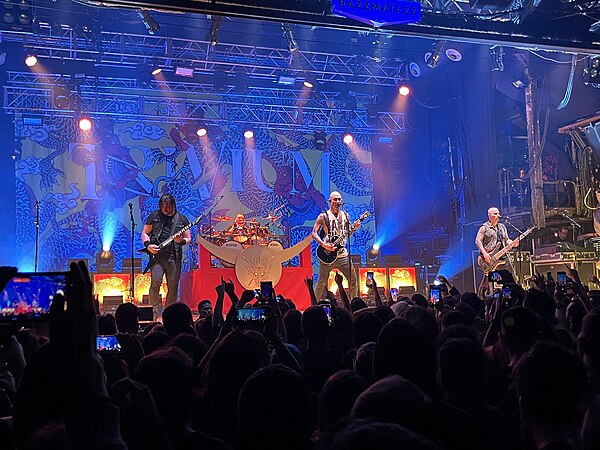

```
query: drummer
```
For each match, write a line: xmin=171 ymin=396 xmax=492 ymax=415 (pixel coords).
xmin=225 ymin=214 xmax=248 ymax=236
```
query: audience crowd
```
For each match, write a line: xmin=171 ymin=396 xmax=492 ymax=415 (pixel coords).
xmin=0 ymin=263 xmax=599 ymax=450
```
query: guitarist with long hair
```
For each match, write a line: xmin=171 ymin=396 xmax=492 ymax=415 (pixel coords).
xmin=475 ymin=207 xmax=519 ymax=296
xmin=141 ymin=193 xmax=191 ymax=310
xmin=312 ymin=191 xmax=360 ymax=299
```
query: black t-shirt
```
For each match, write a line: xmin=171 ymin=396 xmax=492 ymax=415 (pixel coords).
xmin=145 ymin=210 xmax=190 ymax=260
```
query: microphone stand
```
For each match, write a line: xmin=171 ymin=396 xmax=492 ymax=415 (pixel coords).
xmin=34 ymin=200 xmax=40 ymax=272
xmin=342 ymin=204 xmax=353 ymax=300
xmin=503 ymin=217 xmax=524 ymax=285
xmin=129 ymin=203 xmax=136 ymax=302
xmin=205 ymin=195 xmax=225 ymax=267
xmin=562 ymin=214 xmax=582 ymax=270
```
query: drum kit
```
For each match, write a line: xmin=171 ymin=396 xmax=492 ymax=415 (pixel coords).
xmin=200 ymin=212 xmax=287 ymax=253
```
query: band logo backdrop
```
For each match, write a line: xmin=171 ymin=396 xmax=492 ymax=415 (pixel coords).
xmin=14 ymin=118 xmax=375 ymax=278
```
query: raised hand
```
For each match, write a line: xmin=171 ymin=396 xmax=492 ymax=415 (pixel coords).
xmin=334 ymin=271 xmax=344 ymax=286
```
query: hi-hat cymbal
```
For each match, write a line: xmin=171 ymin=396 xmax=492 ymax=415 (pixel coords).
xmin=263 ymin=214 xmax=280 ymax=221
xmin=245 ymin=219 xmax=260 ymax=225
xmin=212 ymin=215 xmax=232 ymax=222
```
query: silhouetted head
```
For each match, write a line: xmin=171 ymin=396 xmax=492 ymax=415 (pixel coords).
xmin=351 ymin=375 xmax=434 ymax=439
xmin=332 ymin=420 xmax=439 ymax=450
xmin=374 ymin=318 xmax=437 ymax=396
xmin=524 ymin=288 xmax=555 ymax=323
xmin=353 ymin=311 xmax=383 ymax=349
xmin=319 ymin=370 xmax=368 ymax=430
xmin=238 ymin=364 xmax=311 ymax=450
xmin=115 ymin=302 xmax=139 ymax=334
xmin=302 ymin=305 xmax=329 ymax=344
xmin=162 ymin=302 xmax=194 ymax=337
xmin=133 ymin=347 xmax=193 ymax=428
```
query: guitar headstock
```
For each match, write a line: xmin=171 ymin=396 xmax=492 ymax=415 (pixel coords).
xmin=359 ymin=211 xmax=371 ymax=221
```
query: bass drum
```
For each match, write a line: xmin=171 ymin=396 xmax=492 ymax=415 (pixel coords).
xmin=267 ymin=240 xmax=284 ymax=252
xmin=220 ymin=240 xmax=244 ymax=267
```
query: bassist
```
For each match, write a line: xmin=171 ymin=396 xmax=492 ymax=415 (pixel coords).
xmin=475 ymin=207 xmax=519 ymax=296
xmin=312 ymin=191 xmax=359 ymax=299
xmin=141 ymin=194 xmax=191 ymax=310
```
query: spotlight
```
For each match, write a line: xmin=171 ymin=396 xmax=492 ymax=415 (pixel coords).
xmin=425 ymin=40 xmax=446 ymax=69
xmin=96 ymin=249 xmax=115 ymax=274
xmin=398 ymin=84 xmax=410 ymax=96
xmin=372 ymin=243 xmax=380 ymax=252
xmin=314 ymin=129 xmax=326 ymax=151
xmin=445 ymin=48 xmax=462 ymax=62
xmin=196 ymin=127 xmax=207 ymax=137
xmin=138 ymin=9 xmax=160 ymax=35
xmin=491 ymin=45 xmax=504 ymax=72
xmin=78 ymin=117 xmax=92 ymax=131
xmin=282 ymin=23 xmax=299 ymax=53
xmin=207 ymin=15 xmax=223 ymax=46
xmin=151 ymin=66 xmax=162 ymax=76
xmin=409 ymin=62 xmax=421 ymax=78
xmin=277 ymin=74 xmax=296 ymax=86
xmin=366 ymin=246 xmax=381 ymax=267
xmin=343 ymin=133 xmax=353 ymax=144
xmin=584 ymin=56 xmax=600 ymax=85
xmin=24 ymin=53 xmax=37 ymax=67
xmin=244 ymin=129 xmax=254 ymax=139
xmin=303 ymin=80 xmax=314 ymax=88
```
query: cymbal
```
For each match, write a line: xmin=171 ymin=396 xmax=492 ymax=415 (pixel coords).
xmin=212 ymin=215 xmax=232 ymax=222
xmin=263 ymin=214 xmax=280 ymax=221
xmin=245 ymin=219 xmax=260 ymax=225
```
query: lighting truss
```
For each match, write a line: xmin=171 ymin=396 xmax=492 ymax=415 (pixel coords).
xmin=5 ymin=22 xmax=403 ymax=87
xmin=4 ymin=72 xmax=405 ymax=134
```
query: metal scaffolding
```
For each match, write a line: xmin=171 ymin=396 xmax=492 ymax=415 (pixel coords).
xmin=4 ymin=72 xmax=406 ymax=133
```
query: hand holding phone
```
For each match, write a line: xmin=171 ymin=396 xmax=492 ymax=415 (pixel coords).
xmin=429 ymin=285 xmax=442 ymax=306
xmin=260 ymin=281 xmax=274 ymax=301
xmin=390 ymin=287 xmax=399 ymax=302
xmin=96 ymin=335 xmax=121 ymax=353
xmin=366 ymin=272 xmax=374 ymax=287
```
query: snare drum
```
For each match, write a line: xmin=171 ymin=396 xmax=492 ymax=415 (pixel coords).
xmin=267 ymin=240 xmax=284 ymax=252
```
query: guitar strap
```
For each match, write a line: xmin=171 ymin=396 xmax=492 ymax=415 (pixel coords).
xmin=169 ymin=212 xmax=180 ymax=245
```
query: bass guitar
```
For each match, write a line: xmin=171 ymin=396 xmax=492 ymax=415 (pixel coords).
xmin=477 ymin=226 xmax=536 ymax=274
xmin=317 ymin=211 xmax=370 ymax=264
xmin=138 ymin=214 xmax=203 ymax=274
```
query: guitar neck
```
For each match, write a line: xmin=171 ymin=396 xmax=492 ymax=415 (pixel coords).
xmin=494 ymin=228 xmax=534 ymax=260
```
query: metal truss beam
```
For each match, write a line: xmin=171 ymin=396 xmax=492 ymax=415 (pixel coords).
xmin=9 ymin=22 xmax=404 ymax=87
xmin=4 ymin=72 xmax=405 ymax=134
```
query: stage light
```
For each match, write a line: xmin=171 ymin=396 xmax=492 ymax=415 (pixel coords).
xmin=151 ymin=66 xmax=162 ymax=76
xmin=314 ymin=129 xmax=326 ymax=151
xmin=138 ymin=10 xmax=160 ymax=35
xmin=196 ymin=127 xmax=207 ymax=137
xmin=207 ymin=15 xmax=223 ymax=46
xmin=372 ymin=244 xmax=380 ymax=252
xmin=409 ymin=62 xmax=421 ymax=78
xmin=398 ymin=84 xmax=410 ymax=96
xmin=96 ymin=249 xmax=115 ymax=274
xmin=343 ymin=133 xmax=353 ymax=144
xmin=585 ymin=56 xmax=600 ymax=85
xmin=277 ymin=74 xmax=296 ymax=86
xmin=491 ymin=45 xmax=504 ymax=72
xmin=425 ymin=40 xmax=446 ymax=69
xmin=303 ymin=80 xmax=314 ymax=88
xmin=282 ymin=23 xmax=299 ymax=53
xmin=366 ymin=246 xmax=381 ymax=267
xmin=175 ymin=66 xmax=194 ymax=77
xmin=445 ymin=47 xmax=462 ymax=62
xmin=78 ymin=117 xmax=92 ymax=131
xmin=244 ymin=129 xmax=254 ymax=139
xmin=24 ymin=53 xmax=37 ymax=67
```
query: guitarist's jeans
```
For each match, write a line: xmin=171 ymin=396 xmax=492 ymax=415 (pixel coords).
xmin=150 ymin=258 xmax=181 ymax=306
xmin=314 ymin=254 xmax=358 ymax=299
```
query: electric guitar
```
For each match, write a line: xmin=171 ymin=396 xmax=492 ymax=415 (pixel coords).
xmin=477 ymin=226 xmax=536 ymax=274
xmin=138 ymin=214 xmax=203 ymax=274
xmin=317 ymin=211 xmax=371 ymax=264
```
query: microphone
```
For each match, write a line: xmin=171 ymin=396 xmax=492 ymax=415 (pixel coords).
xmin=128 ymin=202 xmax=133 ymax=210
xmin=36 ymin=200 xmax=40 ymax=207
xmin=501 ymin=216 xmax=510 ymax=221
